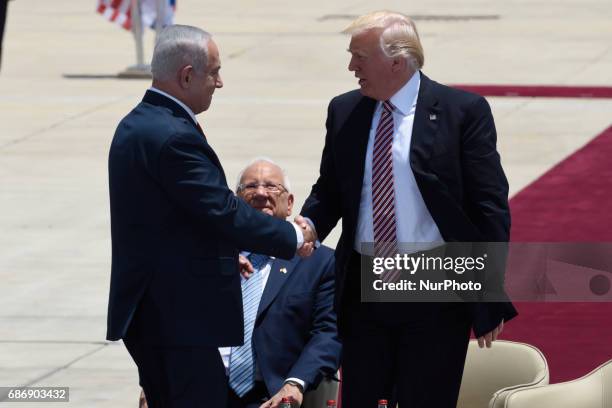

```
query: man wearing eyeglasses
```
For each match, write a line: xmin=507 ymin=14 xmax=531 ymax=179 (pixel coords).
xmin=226 ymin=158 xmax=340 ymax=408
xmin=139 ymin=158 xmax=341 ymax=408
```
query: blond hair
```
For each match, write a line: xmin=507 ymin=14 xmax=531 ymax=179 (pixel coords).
xmin=343 ymin=11 xmax=424 ymax=71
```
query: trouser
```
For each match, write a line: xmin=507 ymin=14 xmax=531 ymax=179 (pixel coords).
xmin=124 ymin=318 xmax=227 ymax=408
xmin=339 ymin=251 xmax=472 ymax=408
xmin=226 ymin=381 xmax=269 ymax=408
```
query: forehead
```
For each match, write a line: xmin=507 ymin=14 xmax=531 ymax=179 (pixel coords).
xmin=206 ymin=40 xmax=220 ymax=66
xmin=241 ymin=162 xmax=284 ymax=181
xmin=349 ymin=28 xmax=382 ymax=52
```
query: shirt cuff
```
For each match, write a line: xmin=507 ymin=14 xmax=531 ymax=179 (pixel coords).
xmin=284 ymin=377 xmax=306 ymax=390
xmin=292 ymin=222 xmax=304 ymax=249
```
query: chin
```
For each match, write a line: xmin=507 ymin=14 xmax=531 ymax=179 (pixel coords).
xmin=358 ymin=86 xmax=373 ymax=98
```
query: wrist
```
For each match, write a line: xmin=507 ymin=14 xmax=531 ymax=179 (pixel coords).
xmin=283 ymin=380 xmax=304 ymax=394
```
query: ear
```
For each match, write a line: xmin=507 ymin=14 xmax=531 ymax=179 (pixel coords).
xmin=286 ymin=193 xmax=294 ymax=216
xmin=179 ymin=65 xmax=194 ymax=89
xmin=390 ymin=56 xmax=406 ymax=73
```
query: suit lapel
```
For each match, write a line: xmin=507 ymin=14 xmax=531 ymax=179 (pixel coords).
xmin=345 ymin=97 xmax=377 ymax=233
xmin=256 ymin=257 xmax=297 ymax=320
xmin=411 ymin=73 xmax=441 ymax=163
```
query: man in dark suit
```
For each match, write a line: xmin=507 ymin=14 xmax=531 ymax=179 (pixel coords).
xmin=298 ymin=11 xmax=518 ymax=408
xmin=139 ymin=159 xmax=341 ymax=408
xmin=224 ymin=158 xmax=340 ymax=408
xmin=107 ymin=25 xmax=315 ymax=408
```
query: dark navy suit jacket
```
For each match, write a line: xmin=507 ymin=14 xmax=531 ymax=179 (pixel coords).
xmin=252 ymin=245 xmax=341 ymax=395
xmin=107 ymin=90 xmax=297 ymax=347
xmin=301 ymin=73 xmax=517 ymax=337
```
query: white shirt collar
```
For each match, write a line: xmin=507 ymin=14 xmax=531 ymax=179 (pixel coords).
xmin=385 ymin=70 xmax=421 ymax=115
xmin=148 ymin=87 xmax=199 ymax=126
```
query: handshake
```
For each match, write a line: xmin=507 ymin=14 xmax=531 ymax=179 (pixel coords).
xmin=239 ymin=215 xmax=318 ymax=279
xmin=294 ymin=215 xmax=317 ymax=258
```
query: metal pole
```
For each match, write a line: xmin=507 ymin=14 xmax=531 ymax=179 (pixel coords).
xmin=118 ymin=0 xmax=152 ymax=78
xmin=132 ymin=0 xmax=145 ymax=66
xmin=155 ymin=0 xmax=166 ymax=40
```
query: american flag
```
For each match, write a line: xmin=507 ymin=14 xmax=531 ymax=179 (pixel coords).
xmin=97 ymin=0 xmax=176 ymax=31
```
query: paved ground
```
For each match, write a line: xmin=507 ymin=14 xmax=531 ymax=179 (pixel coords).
xmin=0 ymin=0 xmax=611 ymax=406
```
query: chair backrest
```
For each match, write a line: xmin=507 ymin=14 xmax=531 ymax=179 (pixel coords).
xmin=457 ymin=340 xmax=549 ymax=408
xmin=504 ymin=359 xmax=612 ymax=408
xmin=302 ymin=376 xmax=339 ymax=408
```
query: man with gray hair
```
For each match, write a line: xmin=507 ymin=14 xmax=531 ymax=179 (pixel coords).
xmin=107 ymin=25 xmax=316 ymax=408
xmin=299 ymin=10 xmax=517 ymax=407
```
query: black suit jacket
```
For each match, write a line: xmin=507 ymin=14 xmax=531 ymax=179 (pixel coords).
xmin=301 ymin=73 xmax=517 ymax=337
xmin=252 ymin=246 xmax=341 ymax=395
xmin=107 ymin=90 xmax=296 ymax=347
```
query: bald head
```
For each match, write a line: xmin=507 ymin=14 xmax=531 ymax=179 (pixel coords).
xmin=236 ymin=159 xmax=294 ymax=219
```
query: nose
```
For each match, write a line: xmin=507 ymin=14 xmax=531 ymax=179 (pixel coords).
xmin=216 ymin=74 xmax=223 ymax=88
xmin=253 ymin=184 xmax=269 ymax=197
xmin=348 ymin=55 xmax=357 ymax=72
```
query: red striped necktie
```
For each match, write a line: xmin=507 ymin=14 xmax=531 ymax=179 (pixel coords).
xmin=372 ymin=100 xmax=398 ymax=277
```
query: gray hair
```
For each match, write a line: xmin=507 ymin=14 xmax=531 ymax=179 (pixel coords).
xmin=343 ymin=10 xmax=424 ymax=71
xmin=235 ymin=157 xmax=291 ymax=192
xmin=151 ymin=25 xmax=212 ymax=81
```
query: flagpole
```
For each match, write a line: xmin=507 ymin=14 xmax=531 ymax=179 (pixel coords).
xmin=155 ymin=0 xmax=166 ymax=40
xmin=118 ymin=0 xmax=152 ymax=78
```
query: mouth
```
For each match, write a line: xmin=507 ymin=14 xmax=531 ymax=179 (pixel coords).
xmin=253 ymin=204 xmax=273 ymax=215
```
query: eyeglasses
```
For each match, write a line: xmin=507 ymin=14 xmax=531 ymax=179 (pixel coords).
xmin=237 ymin=182 xmax=287 ymax=194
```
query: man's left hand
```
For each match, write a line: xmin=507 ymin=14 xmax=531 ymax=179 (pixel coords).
xmin=477 ymin=319 xmax=504 ymax=348
xmin=239 ymin=254 xmax=254 ymax=279
xmin=259 ymin=383 xmax=303 ymax=408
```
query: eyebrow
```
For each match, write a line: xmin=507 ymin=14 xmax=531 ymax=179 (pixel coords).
xmin=347 ymin=48 xmax=367 ymax=56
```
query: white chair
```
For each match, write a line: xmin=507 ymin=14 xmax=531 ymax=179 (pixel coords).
xmin=457 ymin=340 xmax=549 ymax=408
xmin=503 ymin=359 xmax=612 ymax=408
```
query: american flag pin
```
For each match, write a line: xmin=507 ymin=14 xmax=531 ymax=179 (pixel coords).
xmin=280 ymin=267 xmax=287 ymax=274
xmin=429 ymin=114 xmax=437 ymax=121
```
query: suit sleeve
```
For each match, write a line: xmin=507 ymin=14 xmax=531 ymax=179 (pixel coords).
xmin=286 ymin=253 xmax=341 ymax=390
xmin=460 ymin=96 xmax=510 ymax=242
xmin=460 ymin=96 xmax=518 ymax=335
xmin=300 ymin=99 xmax=342 ymax=241
xmin=158 ymin=131 xmax=297 ymax=259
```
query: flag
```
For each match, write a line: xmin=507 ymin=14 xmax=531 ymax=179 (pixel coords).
xmin=97 ymin=0 xmax=176 ymax=31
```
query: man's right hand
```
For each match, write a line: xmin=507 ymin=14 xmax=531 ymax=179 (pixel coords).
xmin=295 ymin=215 xmax=317 ymax=258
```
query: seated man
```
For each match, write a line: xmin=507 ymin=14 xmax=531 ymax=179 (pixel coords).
xmin=140 ymin=158 xmax=341 ymax=408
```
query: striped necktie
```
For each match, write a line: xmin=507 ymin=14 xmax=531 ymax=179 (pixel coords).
xmin=372 ymin=100 xmax=399 ymax=281
xmin=228 ymin=253 xmax=268 ymax=397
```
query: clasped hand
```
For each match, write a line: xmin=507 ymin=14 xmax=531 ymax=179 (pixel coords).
xmin=294 ymin=215 xmax=317 ymax=258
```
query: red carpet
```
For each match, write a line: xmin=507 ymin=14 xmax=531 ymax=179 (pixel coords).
xmin=502 ymin=125 xmax=612 ymax=382
xmin=450 ymin=84 xmax=612 ymax=99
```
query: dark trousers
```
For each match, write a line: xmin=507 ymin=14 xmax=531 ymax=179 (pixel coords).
xmin=226 ymin=381 xmax=269 ymax=408
xmin=0 ymin=0 xmax=7 ymax=70
xmin=339 ymin=252 xmax=472 ymax=408
xmin=123 ymin=321 xmax=227 ymax=408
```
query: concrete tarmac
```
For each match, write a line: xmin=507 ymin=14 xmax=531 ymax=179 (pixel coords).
xmin=0 ymin=0 xmax=611 ymax=406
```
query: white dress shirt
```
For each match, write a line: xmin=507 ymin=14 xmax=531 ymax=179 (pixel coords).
xmin=218 ymin=253 xmax=305 ymax=389
xmin=354 ymin=71 xmax=444 ymax=254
